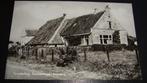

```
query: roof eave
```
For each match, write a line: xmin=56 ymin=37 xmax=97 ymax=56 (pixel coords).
xmin=61 ymin=32 xmax=91 ymax=37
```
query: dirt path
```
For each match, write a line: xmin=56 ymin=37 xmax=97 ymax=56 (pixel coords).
xmin=5 ymin=59 xmax=112 ymax=80
xmin=5 ymin=60 xmax=56 ymax=79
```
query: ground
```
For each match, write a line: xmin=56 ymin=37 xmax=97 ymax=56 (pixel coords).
xmin=5 ymin=50 xmax=142 ymax=80
xmin=5 ymin=58 xmax=112 ymax=80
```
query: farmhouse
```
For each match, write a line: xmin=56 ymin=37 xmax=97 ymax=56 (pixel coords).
xmin=23 ymin=5 xmax=129 ymax=58
xmin=26 ymin=5 xmax=128 ymax=47
xmin=60 ymin=5 xmax=128 ymax=46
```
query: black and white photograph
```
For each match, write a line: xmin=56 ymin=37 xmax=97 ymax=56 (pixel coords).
xmin=5 ymin=1 xmax=142 ymax=80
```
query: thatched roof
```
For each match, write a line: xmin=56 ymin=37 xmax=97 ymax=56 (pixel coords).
xmin=25 ymin=29 xmax=38 ymax=36
xmin=60 ymin=11 xmax=105 ymax=36
xmin=26 ymin=16 xmax=65 ymax=45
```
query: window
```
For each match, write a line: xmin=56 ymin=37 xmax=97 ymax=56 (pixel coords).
xmin=109 ymin=35 xmax=111 ymax=38
xmin=103 ymin=35 xmax=108 ymax=38
xmin=109 ymin=35 xmax=111 ymax=40
xmin=104 ymin=39 xmax=107 ymax=44
xmin=100 ymin=35 xmax=102 ymax=38
xmin=107 ymin=21 xmax=112 ymax=29
xmin=86 ymin=39 xmax=89 ymax=45
xmin=85 ymin=35 xmax=89 ymax=45
xmin=99 ymin=35 xmax=112 ymax=44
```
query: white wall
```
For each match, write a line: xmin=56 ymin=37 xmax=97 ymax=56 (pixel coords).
xmin=119 ymin=31 xmax=128 ymax=45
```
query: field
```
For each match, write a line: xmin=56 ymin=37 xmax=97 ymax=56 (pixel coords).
xmin=5 ymin=50 xmax=142 ymax=80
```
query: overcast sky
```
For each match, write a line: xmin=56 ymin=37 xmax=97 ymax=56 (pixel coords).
xmin=10 ymin=1 xmax=136 ymax=44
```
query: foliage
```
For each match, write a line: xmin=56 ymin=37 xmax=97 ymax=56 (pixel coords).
xmin=91 ymin=44 xmax=126 ymax=51
xmin=57 ymin=47 xmax=78 ymax=67
xmin=16 ymin=41 xmax=21 ymax=45
xmin=126 ymin=35 xmax=137 ymax=51
xmin=113 ymin=30 xmax=120 ymax=44
xmin=8 ymin=45 xmax=18 ymax=56
xmin=69 ymin=60 xmax=142 ymax=80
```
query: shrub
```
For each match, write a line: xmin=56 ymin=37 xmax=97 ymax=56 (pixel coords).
xmin=91 ymin=44 xmax=127 ymax=51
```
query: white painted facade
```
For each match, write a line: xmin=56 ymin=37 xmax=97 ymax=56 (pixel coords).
xmin=80 ymin=5 xmax=128 ymax=46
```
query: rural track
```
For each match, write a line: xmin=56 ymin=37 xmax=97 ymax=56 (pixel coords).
xmin=5 ymin=59 xmax=113 ymax=80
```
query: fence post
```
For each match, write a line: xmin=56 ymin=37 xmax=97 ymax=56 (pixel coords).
xmin=26 ymin=47 xmax=30 ymax=58
xmin=51 ymin=48 xmax=54 ymax=61
xmin=27 ymin=47 xmax=29 ymax=59
xmin=106 ymin=45 xmax=110 ymax=62
xmin=66 ymin=46 xmax=69 ymax=54
xmin=35 ymin=48 xmax=38 ymax=60
xmin=84 ymin=47 xmax=87 ymax=61
xmin=135 ymin=46 xmax=140 ymax=65
xmin=25 ymin=46 xmax=28 ymax=60
xmin=41 ymin=49 xmax=44 ymax=59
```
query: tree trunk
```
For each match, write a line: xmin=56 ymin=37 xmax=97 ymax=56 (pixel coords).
xmin=135 ymin=48 xmax=140 ymax=65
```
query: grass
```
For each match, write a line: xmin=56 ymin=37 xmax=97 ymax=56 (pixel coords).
xmin=65 ymin=50 xmax=142 ymax=80
xmin=7 ymin=50 xmax=142 ymax=80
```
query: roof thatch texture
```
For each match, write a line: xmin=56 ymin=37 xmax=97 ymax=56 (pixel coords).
xmin=60 ymin=11 xmax=104 ymax=36
xmin=25 ymin=29 xmax=38 ymax=36
xmin=26 ymin=16 xmax=65 ymax=45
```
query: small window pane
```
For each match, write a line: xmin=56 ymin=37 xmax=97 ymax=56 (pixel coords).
xmin=104 ymin=39 xmax=107 ymax=44
xmin=103 ymin=35 xmax=108 ymax=38
xmin=109 ymin=35 xmax=111 ymax=38
xmin=100 ymin=35 xmax=102 ymax=38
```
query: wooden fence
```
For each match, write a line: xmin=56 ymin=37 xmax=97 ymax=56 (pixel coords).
xmin=13 ymin=44 xmax=140 ymax=64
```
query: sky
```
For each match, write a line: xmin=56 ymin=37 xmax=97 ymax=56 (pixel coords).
xmin=10 ymin=1 xmax=136 ymax=44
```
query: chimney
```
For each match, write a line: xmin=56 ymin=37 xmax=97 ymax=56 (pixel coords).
xmin=63 ymin=13 xmax=66 ymax=17
xmin=105 ymin=5 xmax=110 ymax=12
xmin=93 ymin=8 xmax=97 ymax=14
xmin=105 ymin=5 xmax=111 ymax=20
xmin=105 ymin=5 xmax=112 ymax=29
